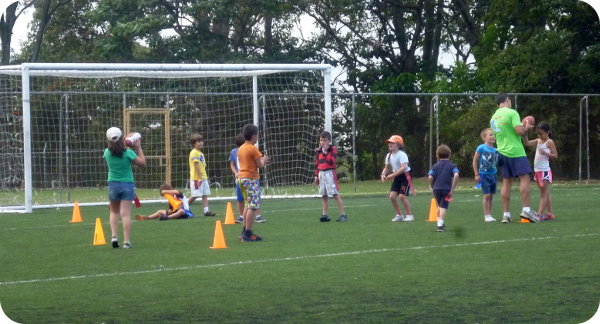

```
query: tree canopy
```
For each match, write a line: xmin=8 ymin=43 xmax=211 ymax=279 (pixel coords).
xmin=2 ymin=0 xmax=599 ymax=178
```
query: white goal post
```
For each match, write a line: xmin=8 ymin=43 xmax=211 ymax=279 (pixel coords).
xmin=0 ymin=63 xmax=332 ymax=213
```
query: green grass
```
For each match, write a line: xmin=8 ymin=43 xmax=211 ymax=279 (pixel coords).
xmin=1 ymin=182 xmax=599 ymax=323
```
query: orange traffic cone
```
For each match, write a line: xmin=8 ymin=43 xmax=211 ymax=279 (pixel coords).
xmin=209 ymin=221 xmax=227 ymax=249
xmin=426 ymin=198 xmax=438 ymax=222
xmin=164 ymin=194 xmax=182 ymax=210
xmin=224 ymin=202 xmax=236 ymax=224
xmin=93 ymin=218 xmax=106 ymax=245
xmin=69 ymin=202 xmax=83 ymax=223
xmin=520 ymin=217 xmax=531 ymax=223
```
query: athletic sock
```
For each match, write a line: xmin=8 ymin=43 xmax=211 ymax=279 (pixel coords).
xmin=503 ymin=212 xmax=510 ymax=217
xmin=523 ymin=207 xmax=531 ymax=213
xmin=437 ymin=219 xmax=444 ymax=227
xmin=204 ymin=207 xmax=209 ymax=213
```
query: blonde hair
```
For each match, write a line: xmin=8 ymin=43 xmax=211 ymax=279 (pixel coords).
xmin=480 ymin=128 xmax=492 ymax=140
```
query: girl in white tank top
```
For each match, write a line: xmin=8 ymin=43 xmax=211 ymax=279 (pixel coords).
xmin=523 ymin=122 xmax=558 ymax=220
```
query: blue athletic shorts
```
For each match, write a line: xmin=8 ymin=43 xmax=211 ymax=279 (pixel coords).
xmin=480 ymin=174 xmax=497 ymax=195
xmin=108 ymin=181 xmax=135 ymax=201
xmin=433 ymin=189 xmax=451 ymax=209
xmin=498 ymin=154 xmax=532 ymax=178
xmin=235 ymin=181 xmax=244 ymax=203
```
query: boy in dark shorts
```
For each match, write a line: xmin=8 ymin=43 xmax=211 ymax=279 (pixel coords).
xmin=428 ymin=145 xmax=459 ymax=232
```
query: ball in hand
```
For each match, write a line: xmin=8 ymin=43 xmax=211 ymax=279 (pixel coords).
xmin=522 ymin=115 xmax=535 ymax=127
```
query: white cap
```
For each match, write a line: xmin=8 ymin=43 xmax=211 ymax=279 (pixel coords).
xmin=106 ymin=127 xmax=122 ymax=142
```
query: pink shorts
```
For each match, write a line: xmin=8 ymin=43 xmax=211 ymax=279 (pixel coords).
xmin=534 ymin=170 xmax=552 ymax=187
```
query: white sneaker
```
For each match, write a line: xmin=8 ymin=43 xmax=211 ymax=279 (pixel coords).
xmin=404 ymin=214 xmax=414 ymax=222
xmin=392 ymin=215 xmax=404 ymax=222
xmin=485 ymin=216 xmax=497 ymax=222
xmin=502 ymin=215 xmax=512 ymax=223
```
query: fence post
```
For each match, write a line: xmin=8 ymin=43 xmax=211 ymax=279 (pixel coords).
xmin=352 ymin=94 xmax=357 ymax=192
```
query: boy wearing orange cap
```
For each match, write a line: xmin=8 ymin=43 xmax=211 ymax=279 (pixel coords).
xmin=380 ymin=135 xmax=415 ymax=222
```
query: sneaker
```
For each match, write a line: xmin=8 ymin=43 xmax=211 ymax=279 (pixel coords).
xmin=437 ymin=225 xmax=445 ymax=232
xmin=241 ymin=233 xmax=263 ymax=242
xmin=541 ymin=213 xmax=555 ymax=221
xmin=204 ymin=211 xmax=216 ymax=217
xmin=235 ymin=216 xmax=244 ymax=223
xmin=485 ymin=216 xmax=497 ymax=222
xmin=392 ymin=215 xmax=404 ymax=222
xmin=320 ymin=215 xmax=331 ymax=222
xmin=403 ymin=214 xmax=414 ymax=222
xmin=123 ymin=242 xmax=132 ymax=249
xmin=255 ymin=215 xmax=267 ymax=223
xmin=520 ymin=210 xmax=541 ymax=223
xmin=135 ymin=215 xmax=148 ymax=221
xmin=111 ymin=237 xmax=119 ymax=248
xmin=502 ymin=215 xmax=512 ymax=223
xmin=336 ymin=214 xmax=348 ymax=222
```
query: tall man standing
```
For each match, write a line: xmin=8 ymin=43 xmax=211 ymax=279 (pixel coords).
xmin=490 ymin=93 xmax=541 ymax=223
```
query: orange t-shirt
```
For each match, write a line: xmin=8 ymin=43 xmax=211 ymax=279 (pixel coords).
xmin=237 ymin=142 xmax=262 ymax=179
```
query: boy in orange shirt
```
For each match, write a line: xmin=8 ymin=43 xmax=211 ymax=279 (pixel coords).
xmin=237 ymin=124 xmax=270 ymax=242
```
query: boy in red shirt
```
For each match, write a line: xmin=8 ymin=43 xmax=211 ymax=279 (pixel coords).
xmin=314 ymin=131 xmax=348 ymax=222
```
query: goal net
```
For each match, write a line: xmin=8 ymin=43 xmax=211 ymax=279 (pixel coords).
xmin=0 ymin=63 xmax=332 ymax=212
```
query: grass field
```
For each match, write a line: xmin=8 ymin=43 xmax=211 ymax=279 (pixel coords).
xmin=1 ymin=181 xmax=599 ymax=323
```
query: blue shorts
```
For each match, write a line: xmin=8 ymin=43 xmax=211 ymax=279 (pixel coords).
xmin=498 ymin=154 xmax=532 ymax=178
xmin=108 ymin=181 xmax=135 ymax=201
xmin=480 ymin=173 xmax=497 ymax=195
xmin=235 ymin=181 xmax=244 ymax=203
xmin=433 ymin=190 xmax=451 ymax=209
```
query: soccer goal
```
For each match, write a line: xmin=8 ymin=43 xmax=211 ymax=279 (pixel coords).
xmin=0 ymin=63 xmax=332 ymax=213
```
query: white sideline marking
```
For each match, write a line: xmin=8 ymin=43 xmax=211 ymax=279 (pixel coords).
xmin=0 ymin=233 xmax=597 ymax=286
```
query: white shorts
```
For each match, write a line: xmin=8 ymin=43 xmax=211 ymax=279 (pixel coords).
xmin=190 ymin=179 xmax=211 ymax=197
xmin=318 ymin=170 xmax=339 ymax=197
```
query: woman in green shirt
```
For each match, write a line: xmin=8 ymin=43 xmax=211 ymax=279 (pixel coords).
xmin=104 ymin=127 xmax=146 ymax=249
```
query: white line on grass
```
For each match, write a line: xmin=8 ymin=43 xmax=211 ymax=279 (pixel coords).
xmin=1 ymin=233 xmax=597 ymax=286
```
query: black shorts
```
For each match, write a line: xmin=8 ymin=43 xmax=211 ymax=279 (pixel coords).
xmin=433 ymin=189 xmax=451 ymax=209
xmin=391 ymin=174 xmax=411 ymax=196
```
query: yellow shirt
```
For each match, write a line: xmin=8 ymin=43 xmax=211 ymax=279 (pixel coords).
xmin=189 ymin=148 xmax=207 ymax=180
xmin=237 ymin=142 xmax=262 ymax=179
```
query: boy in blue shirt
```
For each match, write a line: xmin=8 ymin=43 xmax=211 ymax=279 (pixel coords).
xmin=472 ymin=128 xmax=499 ymax=222
xmin=428 ymin=144 xmax=459 ymax=232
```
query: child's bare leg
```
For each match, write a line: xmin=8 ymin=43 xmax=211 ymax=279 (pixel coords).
xmin=188 ymin=196 xmax=197 ymax=205
xmin=237 ymin=201 xmax=244 ymax=216
xmin=109 ymin=200 xmax=120 ymax=239
xmin=322 ymin=196 xmax=328 ymax=215
xmin=389 ymin=192 xmax=402 ymax=215
xmin=483 ymin=194 xmax=492 ymax=215
xmin=438 ymin=207 xmax=447 ymax=220
xmin=398 ymin=194 xmax=412 ymax=215
xmin=146 ymin=210 xmax=167 ymax=220
xmin=545 ymin=181 xmax=553 ymax=214
xmin=537 ymin=183 xmax=548 ymax=215
xmin=244 ymin=207 xmax=256 ymax=231
xmin=501 ymin=178 xmax=512 ymax=213
xmin=333 ymin=194 xmax=345 ymax=214
xmin=168 ymin=209 xmax=186 ymax=219
xmin=202 ymin=195 xmax=209 ymax=209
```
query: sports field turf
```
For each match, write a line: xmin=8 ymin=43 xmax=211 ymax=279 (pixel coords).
xmin=1 ymin=181 xmax=599 ymax=323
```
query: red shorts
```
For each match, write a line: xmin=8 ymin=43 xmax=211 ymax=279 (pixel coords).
xmin=534 ymin=170 xmax=552 ymax=187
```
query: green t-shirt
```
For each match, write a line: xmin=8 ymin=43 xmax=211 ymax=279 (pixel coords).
xmin=103 ymin=148 xmax=138 ymax=183
xmin=490 ymin=107 xmax=526 ymax=158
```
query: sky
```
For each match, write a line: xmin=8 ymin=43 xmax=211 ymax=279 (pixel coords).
xmin=8 ymin=1 xmax=600 ymax=64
